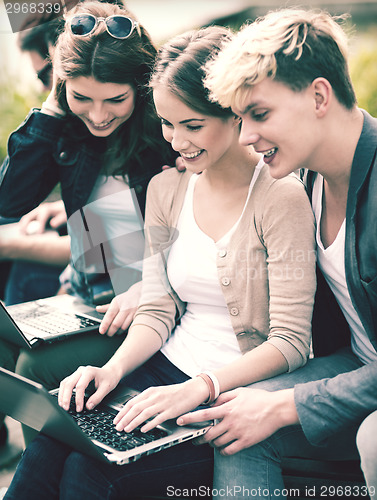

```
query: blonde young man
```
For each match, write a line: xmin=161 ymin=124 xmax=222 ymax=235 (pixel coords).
xmin=178 ymin=9 xmax=377 ymax=498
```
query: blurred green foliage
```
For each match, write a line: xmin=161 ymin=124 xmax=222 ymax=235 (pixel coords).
xmin=349 ymin=28 xmax=377 ymax=118
xmin=0 ymin=78 xmax=44 ymax=163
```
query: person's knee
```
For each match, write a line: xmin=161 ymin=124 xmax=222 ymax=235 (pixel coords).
xmin=64 ymin=452 xmax=91 ymax=480
xmin=0 ymin=339 xmax=20 ymax=371
xmin=357 ymin=410 xmax=377 ymax=493
xmin=61 ymin=452 xmax=111 ymax=499
xmin=356 ymin=411 xmax=377 ymax=464
xmin=213 ymin=437 xmax=282 ymax=492
xmin=16 ymin=350 xmax=53 ymax=387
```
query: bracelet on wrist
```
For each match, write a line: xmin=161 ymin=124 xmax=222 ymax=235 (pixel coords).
xmin=196 ymin=371 xmax=220 ymax=405
xmin=197 ymin=373 xmax=214 ymax=404
xmin=41 ymin=101 xmax=66 ymax=117
xmin=203 ymin=371 xmax=220 ymax=400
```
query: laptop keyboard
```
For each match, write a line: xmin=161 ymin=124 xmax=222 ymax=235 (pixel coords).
xmin=11 ymin=303 xmax=99 ymax=335
xmin=68 ymin=402 xmax=168 ymax=452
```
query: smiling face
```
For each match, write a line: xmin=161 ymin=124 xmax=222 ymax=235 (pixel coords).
xmin=234 ymin=78 xmax=322 ymax=178
xmin=65 ymin=76 xmax=136 ymax=137
xmin=153 ymin=86 xmax=239 ymax=174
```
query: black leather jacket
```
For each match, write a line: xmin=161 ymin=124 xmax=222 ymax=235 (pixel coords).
xmin=0 ymin=109 xmax=173 ymax=303
xmin=0 ymin=109 xmax=166 ymax=219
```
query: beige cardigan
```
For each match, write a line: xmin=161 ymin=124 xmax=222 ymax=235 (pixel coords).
xmin=131 ymin=165 xmax=316 ymax=372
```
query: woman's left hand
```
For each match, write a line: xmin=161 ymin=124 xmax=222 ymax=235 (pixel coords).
xmin=113 ymin=377 xmax=209 ymax=433
xmin=97 ymin=281 xmax=142 ymax=336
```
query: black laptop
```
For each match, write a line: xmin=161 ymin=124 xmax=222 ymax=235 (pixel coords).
xmin=0 ymin=295 xmax=103 ymax=349
xmin=0 ymin=367 xmax=211 ymax=465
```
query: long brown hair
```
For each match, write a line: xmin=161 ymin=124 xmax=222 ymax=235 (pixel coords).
xmin=150 ymin=26 xmax=234 ymax=120
xmin=54 ymin=1 xmax=172 ymax=177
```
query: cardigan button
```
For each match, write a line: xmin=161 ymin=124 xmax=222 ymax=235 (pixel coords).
xmin=218 ymin=249 xmax=227 ymax=258
xmin=59 ymin=151 xmax=68 ymax=160
xmin=221 ymin=277 xmax=230 ymax=286
xmin=134 ymin=184 xmax=143 ymax=193
xmin=230 ymin=307 xmax=239 ymax=316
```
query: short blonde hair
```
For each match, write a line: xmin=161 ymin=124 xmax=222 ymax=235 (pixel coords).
xmin=204 ymin=8 xmax=356 ymax=110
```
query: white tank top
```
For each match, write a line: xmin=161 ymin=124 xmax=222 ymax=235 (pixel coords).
xmin=162 ymin=162 xmax=263 ymax=376
xmin=68 ymin=175 xmax=144 ymax=296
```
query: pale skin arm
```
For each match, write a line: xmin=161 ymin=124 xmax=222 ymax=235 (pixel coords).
xmin=58 ymin=328 xmax=287 ymax=431
xmin=177 ymin=387 xmax=299 ymax=456
xmin=58 ymin=323 xmax=167 ymax=413
xmin=0 ymin=230 xmax=70 ymax=266
xmin=110 ymin=342 xmax=288 ymax=434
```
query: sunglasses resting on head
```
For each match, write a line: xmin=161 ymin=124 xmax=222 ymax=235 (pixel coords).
xmin=69 ymin=13 xmax=140 ymax=39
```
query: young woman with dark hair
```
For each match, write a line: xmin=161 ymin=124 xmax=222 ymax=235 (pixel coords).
xmin=0 ymin=0 xmax=175 ymax=425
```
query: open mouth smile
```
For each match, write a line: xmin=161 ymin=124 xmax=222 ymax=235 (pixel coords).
xmin=264 ymin=147 xmax=277 ymax=158
xmin=86 ymin=118 xmax=116 ymax=130
xmin=181 ymin=150 xmax=204 ymax=160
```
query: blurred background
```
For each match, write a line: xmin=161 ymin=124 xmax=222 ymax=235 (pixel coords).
xmin=0 ymin=0 xmax=377 ymax=162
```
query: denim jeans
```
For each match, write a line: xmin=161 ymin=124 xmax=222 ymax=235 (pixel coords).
xmin=213 ymin=348 xmax=366 ymax=500
xmin=5 ymin=352 xmax=214 ymax=500
xmin=4 ymin=260 xmax=62 ymax=305
xmin=0 ymin=215 xmax=63 ymax=305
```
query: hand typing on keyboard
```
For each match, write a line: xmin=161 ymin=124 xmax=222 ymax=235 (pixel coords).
xmin=59 ymin=362 xmax=213 ymax=434
xmin=112 ymin=377 xmax=212 ymax=434
xmin=96 ymin=282 xmax=142 ymax=337
xmin=59 ymin=365 xmax=120 ymax=413
xmin=58 ymin=322 xmax=216 ymax=436
xmin=67 ymin=398 xmax=168 ymax=451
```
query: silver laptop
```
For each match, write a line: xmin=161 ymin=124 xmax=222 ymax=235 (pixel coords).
xmin=0 ymin=367 xmax=211 ymax=465
xmin=0 ymin=294 xmax=103 ymax=349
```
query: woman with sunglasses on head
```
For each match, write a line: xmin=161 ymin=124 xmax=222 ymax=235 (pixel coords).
xmin=0 ymin=0 xmax=129 ymax=316
xmin=0 ymin=1 xmax=175 ymax=419
xmin=4 ymin=26 xmax=316 ymax=500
